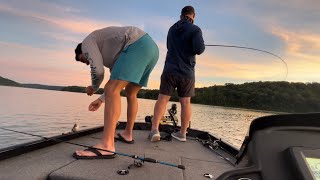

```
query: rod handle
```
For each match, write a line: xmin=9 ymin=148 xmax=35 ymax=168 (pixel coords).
xmin=143 ymin=158 xmax=157 ymax=163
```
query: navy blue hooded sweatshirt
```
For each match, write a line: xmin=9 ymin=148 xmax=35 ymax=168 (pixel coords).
xmin=163 ymin=19 xmax=205 ymax=78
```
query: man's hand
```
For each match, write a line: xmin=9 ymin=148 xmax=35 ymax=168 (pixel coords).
xmin=85 ymin=86 xmax=95 ymax=96
xmin=88 ymin=98 xmax=103 ymax=111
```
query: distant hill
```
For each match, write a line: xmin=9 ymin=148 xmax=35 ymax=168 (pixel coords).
xmin=22 ymin=84 xmax=64 ymax=91
xmin=0 ymin=76 xmax=63 ymax=90
xmin=0 ymin=76 xmax=21 ymax=87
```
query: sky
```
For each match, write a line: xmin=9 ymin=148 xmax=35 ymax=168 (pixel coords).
xmin=0 ymin=0 xmax=319 ymax=89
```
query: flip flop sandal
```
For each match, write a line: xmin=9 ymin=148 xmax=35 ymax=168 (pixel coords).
xmin=115 ymin=133 xmax=134 ymax=144
xmin=73 ymin=148 xmax=117 ymax=159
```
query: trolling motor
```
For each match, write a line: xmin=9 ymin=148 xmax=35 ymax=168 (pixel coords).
xmin=145 ymin=103 xmax=179 ymax=127
xmin=169 ymin=104 xmax=177 ymax=115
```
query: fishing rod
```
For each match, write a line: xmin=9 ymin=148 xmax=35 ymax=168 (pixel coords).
xmin=0 ymin=127 xmax=185 ymax=170
xmin=205 ymin=44 xmax=288 ymax=80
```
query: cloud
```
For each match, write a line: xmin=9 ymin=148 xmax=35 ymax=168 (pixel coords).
xmin=143 ymin=16 xmax=175 ymax=33
xmin=1 ymin=1 xmax=319 ymax=88
xmin=0 ymin=2 xmax=121 ymax=34
xmin=51 ymin=18 xmax=121 ymax=34
xmin=266 ymin=25 xmax=320 ymax=82
xmin=197 ymin=55 xmax=286 ymax=81
xmin=195 ymin=32 xmax=320 ymax=84
xmin=0 ymin=41 xmax=72 ymax=63
xmin=0 ymin=41 xmax=90 ymax=85
xmin=39 ymin=32 xmax=81 ymax=43
xmin=220 ymin=0 xmax=320 ymax=23
xmin=195 ymin=1 xmax=320 ymax=84
xmin=270 ymin=26 xmax=320 ymax=60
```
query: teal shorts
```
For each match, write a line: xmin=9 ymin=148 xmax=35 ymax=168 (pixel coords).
xmin=110 ymin=34 xmax=159 ymax=87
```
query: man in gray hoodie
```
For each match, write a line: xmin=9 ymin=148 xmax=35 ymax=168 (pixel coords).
xmin=73 ymin=26 xmax=159 ymax=158
xmin=148 ymin=6 xmax=205 ymax=142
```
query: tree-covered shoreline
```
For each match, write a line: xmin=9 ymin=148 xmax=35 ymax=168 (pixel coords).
xmin=61 ymin=81 xmax=320 ymax=113
xmin=1 ymin=76 xmax=319 ymax=113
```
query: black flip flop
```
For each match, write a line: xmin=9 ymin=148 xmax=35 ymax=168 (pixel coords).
xmin=73 ymin=148 xmax=117 ymax=159
xmin=115 ymin=133 xmax=134 ymax=144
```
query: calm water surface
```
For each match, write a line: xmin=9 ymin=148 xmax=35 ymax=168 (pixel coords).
xmin=0 ymin=86 xmax=273 ymax=149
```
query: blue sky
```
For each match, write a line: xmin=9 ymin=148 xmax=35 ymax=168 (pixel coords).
xmin=0 ymin=0 xmax=319 ymax=89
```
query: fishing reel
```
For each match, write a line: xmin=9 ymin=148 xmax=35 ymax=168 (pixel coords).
xmin=117 ymin=159 xmax=144 ymax=176
xmin=128 ymin=159 xmax=144 ymax=169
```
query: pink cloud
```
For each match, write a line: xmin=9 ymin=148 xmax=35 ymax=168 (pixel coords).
xmin=0 ymin=41 xmax=96 ymax=85
xmin=0 ymin=3 xmax=121 ymax=34
xmin=196 ymin=52 xmax=288 ymax=82
xmin=270 ymin=26 xmax=320 ymax=61
xmin=39 ymin=32 xmax=81 ymax=43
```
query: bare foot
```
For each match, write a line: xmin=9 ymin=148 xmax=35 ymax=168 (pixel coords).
xmin=75 ymin=143 xmax=115 ymax=157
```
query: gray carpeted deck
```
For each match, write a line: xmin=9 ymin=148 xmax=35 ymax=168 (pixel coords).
xmin=0 ymin=130 xmax=234 ymax=180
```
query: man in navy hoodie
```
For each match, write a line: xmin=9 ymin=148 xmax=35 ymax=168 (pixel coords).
xmin=148 ymin=6 xmax=205 ymax=142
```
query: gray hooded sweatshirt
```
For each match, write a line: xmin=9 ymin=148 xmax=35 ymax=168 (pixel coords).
xmin=82 ymin=26 xmax=146 ymax=91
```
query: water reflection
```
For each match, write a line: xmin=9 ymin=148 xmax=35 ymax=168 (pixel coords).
xmin=0 ymin=86 xmax=272 ymax=149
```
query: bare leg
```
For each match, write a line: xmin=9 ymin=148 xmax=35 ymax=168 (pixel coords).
xmin=179 ymin=97 xmax=191 ymax=135
xmin=151 ymin=94 xmax=171 ymax=131
xmin=119 ymin=83 xmax=141 ymax=141
xmin=75 ymin=80 xmax=128 ymax=156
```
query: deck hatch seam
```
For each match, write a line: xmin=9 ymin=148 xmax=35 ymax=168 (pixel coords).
xmin=47 ymin=159 xmax=78 ymax=180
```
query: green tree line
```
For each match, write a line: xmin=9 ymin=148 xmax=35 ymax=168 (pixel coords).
xmin=61 ymin=81 xmax=320 ymax=113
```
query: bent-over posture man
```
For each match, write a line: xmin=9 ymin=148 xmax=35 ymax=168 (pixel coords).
xmin=73 ymin=26 xmax=159 ymax=158
xmin=148 ymin=6 xmax=205 ymax=142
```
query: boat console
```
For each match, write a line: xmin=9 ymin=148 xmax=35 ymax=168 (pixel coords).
xmin=288 ymin=147 xmax=320 ymax=180
xmin=217 ymin=113 xmax=320 ymax=180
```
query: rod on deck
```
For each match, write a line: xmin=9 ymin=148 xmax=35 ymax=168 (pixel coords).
xmin=0 ymin=127 xmax=185 ymax=170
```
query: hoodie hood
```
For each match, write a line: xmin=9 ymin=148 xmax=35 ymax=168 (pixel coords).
xmin=175 ymin=19 xmax=192 ymax=33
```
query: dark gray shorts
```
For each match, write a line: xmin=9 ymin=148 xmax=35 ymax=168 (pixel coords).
xmin=159 ymin=73 xmax=195 ymax=97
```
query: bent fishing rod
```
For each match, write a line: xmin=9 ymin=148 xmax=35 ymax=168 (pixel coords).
xmin=0 ymin=127 xmax=185 ymax=170
xmin=205 ymin=44 xmax=288 ymax=80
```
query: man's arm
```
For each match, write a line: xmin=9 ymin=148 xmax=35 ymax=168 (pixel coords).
xmin=82 ymin=37 xmax=105 ymax=91
xmin=192 ymin=27 xmax=205 ymax=55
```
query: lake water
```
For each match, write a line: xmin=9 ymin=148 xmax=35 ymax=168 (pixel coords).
xmin=0 ymin=86 xmax=273 ymax=149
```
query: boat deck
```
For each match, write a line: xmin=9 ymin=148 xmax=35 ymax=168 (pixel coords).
xmin=0 ymin=126 xmax=236 ymax=179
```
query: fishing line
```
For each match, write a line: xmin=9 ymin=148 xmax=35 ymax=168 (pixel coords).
xmin=205 ymin=44 xmax=289 ymax=105
xmin=205 ymin=44 xmax=288 ymax=80
xmin=0 ymin=127 xmax=185 ymax=170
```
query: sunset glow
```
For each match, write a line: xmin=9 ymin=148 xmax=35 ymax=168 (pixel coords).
xmin=0 ymin=0 xmax=319 ymax=89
